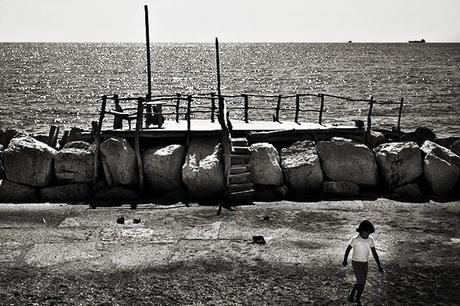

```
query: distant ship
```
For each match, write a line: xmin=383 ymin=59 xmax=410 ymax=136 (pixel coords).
xmin=408 ymin=39 xmax=426 ymax=43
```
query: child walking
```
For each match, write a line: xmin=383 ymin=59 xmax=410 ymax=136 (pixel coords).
xmin=342 ymin=220 xmax=384 ymax=306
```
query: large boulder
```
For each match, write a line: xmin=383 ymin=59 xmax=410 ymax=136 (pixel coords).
xmin=63 ymin=141 xmax=92 ymax=150
xmin=0 ymin=179 xmax=38 ymax=202
xmin=322 ymin=181 xmax=360 ymax=196
xmin=317 ymin=137 xmax=378 ymax=187
xmin=40 ymin=183 xmax=92 ymax=202
xmin=182 ymin=138 xmax=225 ymax=198
xmin=400 ymin=127 xmax=436 ymax=146
xmin=374 ymin=142 xmax=423 ymax=190
xmin=451 ymin=140 xmax=460 ymax=157
xmin=280 ymin=140 xmax=323 ymax=192
xmin=54 ymin=147 xmax=94 ymax=184
xmin=249 ymin=143 xmax=283 ymax=186
xmin=94 ymin=186 xmax=140 ymax=202
xmin=424 ymin=153 xmax=459 ymax=196
xmin=421 ymin=140 xmax=460 ymax=169
xmin=143 ymin=144 xmax=185 ymax=191
xmin=391 ymin=183 xmax=423 ymax=201
xmin=100 ymin=137 xmax=137 ymax=185
xmin=2 ymin=136 xmax=56 ymax=187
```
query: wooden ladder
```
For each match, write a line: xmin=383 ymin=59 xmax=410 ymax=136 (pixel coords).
xmin=226 ymin=137 xmax=254 ymax=204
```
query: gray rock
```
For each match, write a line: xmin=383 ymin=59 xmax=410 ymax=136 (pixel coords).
xmin=63 ymin=141 xmax=92 ymax=150
xmin=451 ymin=140 xmax=460 ymax=156
xmin=94 ymin=186 xmax=140 ymax=201
xmin=322 ymin=181 xmax=360 ymax=196
xmin=182 ymin=138 xmax=225 ymax=198
xmin=249 ymin=142 xmax=283 ymax=186
xmin=100 ymin=137 xmax=138 ymax=185
xmin=54 ymin=147 xmax=94 ymax=183
xmin=421 ymin=140 xmax=460 ymax=169
xmin=317 ymin=137 xmax=378 ymax=187
xmin=374 ymin=142 xmax=423 ymax=190
xmin=143 ymin=144 xmax=185 ymax=191
xmin=400 ymin=127 xmax=436 ymax=146
xmin=280 ymin=140 xmax=323 ymax=192
xmin=0 ymin=179 xmax=38 ymax=202
xmin=424 ymin=153 xmax=459 ymax=196
xmin=369 ymin=130 xmax=386 ymax=148
xmin=40 ymin=183 xmax=92 ymax=202
xmin=392 ymin=183 xmax=423 ymax=200
xmin=2 ymin=136 xmax=57 ymax=187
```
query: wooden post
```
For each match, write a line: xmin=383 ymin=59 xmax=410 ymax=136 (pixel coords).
xmin=210 ymin=92 xmax=216 ymax=123
xmin=51 ymin=126 xmax=60 ymax=148
xmin=186 ymin=95 xmax=192 ymax=146
xmin=275 ymin=95 xmax=282 ymax=122
xmin=294 ymin=94 xmax=300 ymax=124
xmin=134 ymin=97 xmax=144 ymax=193
xmin=366 ymin=96 xmax=374 ymax=145
xmin=215 ymin=38 xmax=223 ymax=124
xmin=175 ymin=93 xmax=181 ymax=123
xmin=60 ymin=130 xmax=69 ymax=149
xmin=113 ymin=94 xmax=123 ymax=129
xmin=98 ymin=95 xmax=107 ymax=133
xmin=144 ymin=5 xmax=152 ymax=99
xmin=91 ymin=121 xmax=100 ymax=186
xmin=242 ymin=94 xmax=249 ymax=123
xmin=397 ymin=97 xmax=404 ymax=131
xmin=319 ymin=94 xmax=325 ymax=125
xmin=47 ymin=125 xmax=57 ymax=147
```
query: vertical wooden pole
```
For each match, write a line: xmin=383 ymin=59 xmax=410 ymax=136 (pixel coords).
xmin=366 ymin=96 xmax=374 ymax=146
xmin=113 ymin=94 xmax=123 ymax=129
xmin=397 ymin=97 xmax=404 ymax=131
xmin=175 ymin=93 xmax=181 ymax=123
xmin=134 ymin=97 xmax=144 ymax=193
xmin=294 ymin=94 xmax=300 ymax=124
xmin=215 ymin=38 xmax=223 ymax=124
xmin=275 ymin=95 xmax=282 ymax=122
xmin=319 ymin=94 xmax=325 ymax=125
xmin=92 ymin=95 xmax=107 ymax=186
xmin=186 ymin=95 xmax=192 ymax=146
xmin=210 ymin=92 xmax=216 ymax=123
xmin=144 ymin=5 xmax=152 ymax=99
xmin=242 ymin=94 xmax=249 ymax=123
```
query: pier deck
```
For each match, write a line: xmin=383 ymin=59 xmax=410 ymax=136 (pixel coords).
xmin=97 ymin=119 xmax=363 ymax=143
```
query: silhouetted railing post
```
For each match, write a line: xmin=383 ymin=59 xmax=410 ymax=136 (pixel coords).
xmin=275 ymin=95 xmax=282 ymax=122
xmin=135 ymin=97 xmax=145 ymax=193
xmin=210 ymin=92 xmax=216 ymax=123
xmin=186 ymin=95 xmax=192 ymax=146
xmin=319 ymin=94 xmax=325 ymax=124
xmin=295 ymin=94 xmax=300 ymax=124
xmin=366 ymin=96 xmax=374 ymax=145
xmin=242 ymin=94 xmax=249 ymax=123
xmin=175 ymin=93 xmax=181 ymax=123
xmin=113 ymin=94 xmax=123 ymax=129
xmin=397 ymin=97 xmax=404 ymax=131
xmin=144 ymin=5 xmax=152 ymax=99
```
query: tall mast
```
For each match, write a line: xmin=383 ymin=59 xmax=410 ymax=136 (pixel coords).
xmin=145 ymin=5 xmax=152 ymax=99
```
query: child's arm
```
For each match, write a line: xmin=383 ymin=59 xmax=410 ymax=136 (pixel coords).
xmin=371 ymin=247 xmax=384 ymax=273
xmin=342 ymin=245 xmax=352 ymax=266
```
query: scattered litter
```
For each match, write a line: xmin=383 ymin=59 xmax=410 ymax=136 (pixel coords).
xmin=263 ymin=215 xmax=270 ymax=221
xmin=252 ymin=235 xmax=266 ymax=244
xmin=116 ymin=216 xmax=125 ymax=224
xmin=133 ymin=218 xmax=141 ymax=224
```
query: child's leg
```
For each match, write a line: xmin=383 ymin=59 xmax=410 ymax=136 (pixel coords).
xmin=354 ymin=261 xmax=368 ymax=303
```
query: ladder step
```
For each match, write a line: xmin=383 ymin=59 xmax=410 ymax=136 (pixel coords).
xmin=231 ymin=138 xmax=248 ymax=146
xmin=227 ymin=189 xmax=255 ymax=197
xmin=229 ymin=172 xmax=251 ymax=184
xmin=231 ymin=154 xmax=251 ymax=162
xmin=229 ymin=182 xmax=254 ymax=191
xmin=232 ymin=146 xmax=251 ymax=154
xmin=230 ymin=164 xmax=249 ymax=174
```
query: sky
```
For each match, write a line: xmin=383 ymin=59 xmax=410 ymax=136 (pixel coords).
xmin=0 ymin=0 xmax=459 ymax=42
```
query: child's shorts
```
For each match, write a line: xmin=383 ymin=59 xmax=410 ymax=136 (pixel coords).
xmin=352 ymin=260 xmax=368 ymax=284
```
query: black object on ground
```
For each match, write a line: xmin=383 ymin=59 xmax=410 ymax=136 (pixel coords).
xmin=252 ymin=235 xmax=266 ymax=244
xmin=133 ymin=218 xmax=141 ymax=224
xmin=116 ymin=216 xmax=125 ymax=224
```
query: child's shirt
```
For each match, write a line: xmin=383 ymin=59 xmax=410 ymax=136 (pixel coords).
xmin=349 ymin=234 xmax=375 ymax=262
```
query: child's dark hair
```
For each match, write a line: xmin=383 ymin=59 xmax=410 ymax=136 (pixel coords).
xmin=356 ymin=220 xmax=375 ymax=233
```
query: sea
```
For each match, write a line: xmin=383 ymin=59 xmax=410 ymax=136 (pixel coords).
xmin=0 ymin=42 xmax=459 ymax=136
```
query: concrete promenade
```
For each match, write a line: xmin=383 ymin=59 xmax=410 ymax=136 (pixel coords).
xmin=0 ymin=199 xmax=459 ymax=305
